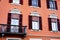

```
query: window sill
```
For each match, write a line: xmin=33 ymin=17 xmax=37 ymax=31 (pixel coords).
xmin=48 ymin=8 xmax=57 ymax=11
xmin=30 ymin=29 xmax=41 ymax=31
xmin=30 ymin=6 xmax=39 ymax=8
xmin=50 ymin=30 xmax=58 ymax=32
xmin=11 ymin=3 xmax=21 ymax=5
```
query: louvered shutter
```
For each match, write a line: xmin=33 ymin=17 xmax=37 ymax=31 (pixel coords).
xmin=48 ymin=18 xmax=52 ymax=31
xmin=9 ymin=0 xmax=13 ymax=3
xmin=29 ymin=0 xmax=32 ymax=6
xmin=55 ymin=1 xmax=58 ymax=10
xmin=20 ymin=0 xmax=23 ymax=5
xmin=38 ymin=0 xmax=41 ymax=7
xmin=29 ymin=15 xmax=32 ymax=29
xmin=39 ymin=17 xmax=42 ymax=30
xmin=57 ymin=19 xmax=60 ymax=31
xmin=46 ymin=0 xmax=50 ymax=8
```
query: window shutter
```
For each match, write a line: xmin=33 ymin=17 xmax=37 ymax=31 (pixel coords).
xmin=29 ymin=0 xmax=32 ymax=6
xmin=19 ymin=14 xmax=22 ymax=32
xmin=29 ymin=15 xmax=32 ymax=29
xmin=38 ymin=0 xmax=41 ymax=7
xmin=48 ymin=18 xmax=52 ymax=31
xmin=7 ymin=13 xmax=11 ymax=32
xmin=46 ymin=0 xmax=50 ymax=8
xmin=20 ymin=0 xmax=23 ymax=5
xmin=57 ymin=19 xmax=60 ymax=31
xmin=55 ymin=1 xmax=58 ymax=10
xmin=9 ymin=0 xmax=13 ymax=3
xmin=7 ymin=13 xmax=11 ymax=25
xmin=39 ymin=17 xmax=42 ymax=30
xmin=19 ymin=14 xmax=22 ymax=26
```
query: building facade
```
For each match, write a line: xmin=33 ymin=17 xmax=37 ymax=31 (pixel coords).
xmin=0 ymin=0 xmax=60 ymax=40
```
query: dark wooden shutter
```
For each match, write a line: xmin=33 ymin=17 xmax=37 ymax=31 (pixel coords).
xmin=20 ymin=0 xmax=23 ymax=5
xmin=48 ymin=18 xmax=52 ymax=31
xmin=38 ymin=0 xmax=41 ymax=7
xmin=57 ymin=19 xmax=60 ymax=31
xmin=46 ymin=0 xmax=50 ymax=8
xmin=19 ymin=14 xmax=22 ymax=32
xmin=7 ymin=13 xmax=11 ymax=32
xmin=29 ymin=0 xmax=32 ymax=6
xmin=39 ymin=17 xmax=42 ymax=30
xmin=7 ymin=13 xmax=11 ymax=25
xmin=9 ymin=0 xmax=13 ymax=3
xmin=55 ymin=1 xmax=58 ymax=10
xmin=19 ymin=14 xmax=22 ymax=26
xmin=29 ymin=15 xmax=32 ymax=29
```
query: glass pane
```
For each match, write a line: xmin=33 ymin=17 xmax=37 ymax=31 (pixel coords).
xmin=11 ymin=26 xmax=19 ymax=32
xmin=32 ymin=0 xmax=38 ymax=6
xmin=51 ymin=22 xmax=58 ymax=31
xmin=13 ymin=0 xmax=20 ymax=4
xmin=11 ymin=19 xmax=19 ymax=25
xmin=32 ymin=21 xmax=39 ymax=30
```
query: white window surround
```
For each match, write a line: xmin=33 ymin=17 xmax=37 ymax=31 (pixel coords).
xmin=9 ymin=9 xmax=21 ymax=14
xmin=49 ymin=13 xmax=58 ymax=18
xmin=30 ymin=12 xmax=40 ymax=16
xmin=6 ymin=38 xmax=21 ymax=40
xmin=30 ymin=38 xmax=42 ymax=40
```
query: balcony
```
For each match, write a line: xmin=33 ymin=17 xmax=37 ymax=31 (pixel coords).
xmin=0 ymin=24 xmax=26 ymax=36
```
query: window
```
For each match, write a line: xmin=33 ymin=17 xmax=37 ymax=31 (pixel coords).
xmin=29 ymin=12 xmax=42 ymax=30
xmin=6 ymin=38 xmax=21 ymax=40
xmin=47 ymin=0 xmax=58 ymax=10
xmin=48 ymin=14 xmax=60 ymax=32
xmin=29 ymin=0 xmax=41 ymax=7
xmin=9 ymin=0 xmax=23 ymax=5
xmin=32 ymin=17 xmax=39 ymax=30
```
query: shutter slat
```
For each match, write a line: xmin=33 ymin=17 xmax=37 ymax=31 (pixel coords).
xmin=46 ymin=0 xmax=50 ymax=8
xmin=39 ymin=17 xmax=42 ymax=30
xmin=57 ymin=19 xmax=60 ymax=31
xmin=29 ymin=16 xmax=32 ymax=29
xmin=9 ymin=0 xmax=13 ymax=3
xmin=20 ymin=0 xmax=23 ymax=5
xmin=38 ymin=0 xmax=41 ymax=7
xmin=29 ymin=0 xmax=32 ymax=6
xmin=48 ymin=18 xmax=52 ymax=31
xmin=55 ymin=1 xmax=58 ymax=10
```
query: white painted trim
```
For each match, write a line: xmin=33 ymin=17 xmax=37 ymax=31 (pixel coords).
xmin=49 ymin=13 xmax=58 ymax=18
xmin=30 ymin=12 xmax=40 ymax=16
xmin=6 ymin=38 xmax=21 ymax=40
xmin=9 ymin=9 xmax=21 ymax=14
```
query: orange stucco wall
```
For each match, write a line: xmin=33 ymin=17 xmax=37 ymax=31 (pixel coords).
xmin=0 ymin=0 xmax=60 ymax=40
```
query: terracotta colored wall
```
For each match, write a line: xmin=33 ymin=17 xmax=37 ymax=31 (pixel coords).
xmin=0 ymin=0 xmax=60 ymax=40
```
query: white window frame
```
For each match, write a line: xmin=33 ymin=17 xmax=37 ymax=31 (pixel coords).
xmin=32 ymin=0 xmax=38 ymax=7
xmin=30 ymin=38 xmax=42 ymax=40
xmin=51 ymin=22 xmax=58 ymax=32
xmin=6 ymin=38 xmax=21 ymax=40
xmin=32 ymin=21 xmax=39 ymax=30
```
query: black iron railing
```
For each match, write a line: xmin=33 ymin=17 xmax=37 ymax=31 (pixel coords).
xmin=0 ymin=24 xmax=26 ymax=36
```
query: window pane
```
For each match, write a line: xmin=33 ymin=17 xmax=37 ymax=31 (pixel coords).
xmin=32 ymin=0 xmax=38 ymax=6
xmin=51 ymin=22 xmax=58 ymax=31
xmin=11 ymin=19 xmax=19 ymax=25
xmin=11 ymin=26 xmax=19 ymax=32
xmin=13 ymin=0 xmax=20 ymax=4
xmin=32 ymin=21 xmax=39 ymax=30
